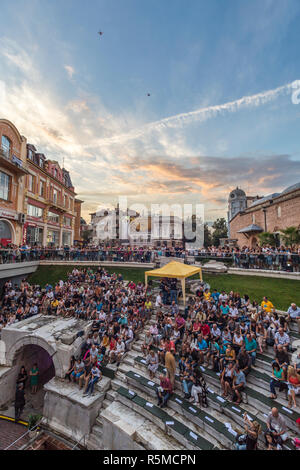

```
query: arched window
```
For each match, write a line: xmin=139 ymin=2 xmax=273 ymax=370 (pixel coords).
xmin=277 ymin=206 xmax=281 ymax=218
xmin=1 ymin=135 xmax=11 ymax=157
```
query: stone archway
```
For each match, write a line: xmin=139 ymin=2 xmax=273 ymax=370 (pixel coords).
xmin=0 ymin=218 xmax=15 ymax=244
xmin=6 ymin=335 xmax=63 ymax=378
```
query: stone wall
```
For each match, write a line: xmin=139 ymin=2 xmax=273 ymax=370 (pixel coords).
xmin=230 ymin=188 xmax=300 ymax=248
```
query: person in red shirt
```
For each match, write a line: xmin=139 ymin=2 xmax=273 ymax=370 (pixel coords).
xmin=193 ymin=320 xmax=201 ymax=334
xmin=175 ymin=313 xmax=186 ymax=338
xmin=200 ymin=322 xmax=210 ymax=342
xmin=156 ymin=374 xmax=173 ymax=408
xmin=165 ymin=338 xmax=175 ymax=354
xmin=108 ymin=335 xmax=117 ymax=363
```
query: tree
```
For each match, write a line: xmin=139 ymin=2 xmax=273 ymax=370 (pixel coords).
xmin=258 ymin=231 xmax=276 ymax=247
xmin=82 ymin=229 xmax=92 ymax=243
xmin=204 ymin=223 xmax=213 ymax=247
xmin=211 ymin=218 xmax=228 ymax=246
xmin=279 ymin=226 xmax=300 ymax=247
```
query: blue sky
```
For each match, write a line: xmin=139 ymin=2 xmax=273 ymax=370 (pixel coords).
xmin=1 ymin=0 xmax=300 ymax=220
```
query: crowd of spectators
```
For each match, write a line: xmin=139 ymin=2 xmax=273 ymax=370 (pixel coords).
xmin=2 ymin=265 xmax=300 ymax=448
xmin=0 ymin=243 xmax=300 ymax=271
xmin=1 ymin=267 xmax=151 ymax=399
xmin=140 ymin=280 xmax=300 ymax=449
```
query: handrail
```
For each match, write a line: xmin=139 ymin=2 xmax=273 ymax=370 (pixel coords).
xmin=71 ymin=433 xmax=86 ymax=450
xmin=4 ymin=419 xmax=43 ymax=450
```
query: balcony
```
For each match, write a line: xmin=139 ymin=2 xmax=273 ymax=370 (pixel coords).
xmin=46 ymin=198 xmax=68 ymax=213
xmin=0 ymin=146 xmax=28 ymax=176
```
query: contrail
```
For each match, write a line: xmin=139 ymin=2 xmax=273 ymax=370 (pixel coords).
xmin=90 ymin=81 xmax=294 ymax=147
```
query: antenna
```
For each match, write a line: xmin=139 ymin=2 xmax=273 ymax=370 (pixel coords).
xmin=62 ymin=156 xmax=65 ymax=169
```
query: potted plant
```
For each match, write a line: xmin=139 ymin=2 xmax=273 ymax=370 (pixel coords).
xmin=28 ymin=414 xmax=42 ymax=439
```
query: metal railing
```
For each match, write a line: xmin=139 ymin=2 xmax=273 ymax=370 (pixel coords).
xmin=4 ymin=418 xmax=43 ymax=450
xmin=0 ymin=248 xmax=299 ymax=271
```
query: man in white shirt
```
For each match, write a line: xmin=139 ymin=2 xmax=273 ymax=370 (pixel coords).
xmin=211 ymin=324 xmax=221 ymax=340
xmin=274 ymin=328 xmax=290 ymax=352
xmin=155 ymin=293 xmax=162 ymax=308
xmin=124 ymin=326 xmax=134 ymax=351
xmin=287 ymin=303 xmax=300 ymax=333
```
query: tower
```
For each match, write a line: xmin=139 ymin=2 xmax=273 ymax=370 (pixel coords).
xmin=227 ymin=187 xmax=247 ymax=237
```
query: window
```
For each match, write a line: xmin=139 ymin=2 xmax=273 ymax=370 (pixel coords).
xmin=277 ymin=206 xmax=281 ymax=218
xmin=28 ymin=174 xmax=35 ymax=192
xmin=0 ymin=171 xmax=10 ymax=200
xmin=28 ymin=149 xmax=34 ymax=160
xmin=53 ymin=189 xmax=58 ymax=204
xmin=64 ymin=194 xmax=68 ymax=207
xmin=48 ymin=211 xmax=59 ymax=223
xmin=39 ymin=181 xmax=45 ymax=197
xmin=63 ymin=216 xmax=72 ymax=226
xmin=252 ymin=214 xmax=255 ymax=224
xmin=1 ymin=135 xmax=11 ymax=158
xmin=27 ymin=204 xmax=43 ymax=218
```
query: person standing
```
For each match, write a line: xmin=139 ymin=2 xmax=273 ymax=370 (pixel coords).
xmin=14 ymin=383 xmax=25 ymax=423
xmin=165 ymin=350 xmax=176 ymax=387
xmin=156 ymin=374 xmax=173 ymax=408
xmin=30 ymin=363 xmax=39 ymax=394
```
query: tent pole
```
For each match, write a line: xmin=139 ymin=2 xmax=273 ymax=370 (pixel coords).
xmin=181 ymin=278 xmax=185 ymax=306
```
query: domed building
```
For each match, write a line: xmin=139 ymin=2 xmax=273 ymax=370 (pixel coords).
xmin=229 ymin=183 xmax=300 ymax=248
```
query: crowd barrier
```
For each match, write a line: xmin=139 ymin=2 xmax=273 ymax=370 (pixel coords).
xmin=0 ymin=249 xmax=299 ymax=272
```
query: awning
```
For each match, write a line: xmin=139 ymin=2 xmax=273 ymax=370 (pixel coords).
xmin=237 ymin=224 xmax=263 ymax=234
xmin=145 ymin=260 xmax=202 ymax=305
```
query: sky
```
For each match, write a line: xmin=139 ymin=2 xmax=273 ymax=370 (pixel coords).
xmin=1 ymin=0 xmax=300 ymax=222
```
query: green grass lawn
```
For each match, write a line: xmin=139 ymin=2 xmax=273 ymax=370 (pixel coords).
xmin=28 ymin=265 xmax=300 ymax=311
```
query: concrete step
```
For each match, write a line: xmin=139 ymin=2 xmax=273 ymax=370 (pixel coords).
xmin=96 ymin=416 xmax=103 ymax=426
xmin=116 ymin=388 xmax=220 ymax=450
xmin=86 ymin=431 xmax=103 ymax=450
xmin=102 ymin=398 xmax=111 ymax=409
xmin=92 ymin=424 xmax=103 ymax=439
xmin=106 ymin=389 xmax=117 ymax=402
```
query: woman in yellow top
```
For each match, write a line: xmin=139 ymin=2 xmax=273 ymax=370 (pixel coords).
xmin=261 ymin=296 xmax=274 ymax=313
xmin=203 ymin=289 xmax=211 ymax=301
xmin=220 ymin=344 xmax=236 ymax=370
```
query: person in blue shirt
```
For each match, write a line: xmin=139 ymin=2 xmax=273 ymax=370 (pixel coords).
xmin=232 ymin=365 xmax=246 ymax=404
xmin=244 ymin=333 xmax=257 ymax=365
xmin=220 ymin=302 xmax=230 ymax=316
xmin=196 ymin=334 xmax=208 ymax=364
xmin=118 ymin=314 xmax=128 ymax=326
xmin=211 ymin=289 xmax=220 ymax=304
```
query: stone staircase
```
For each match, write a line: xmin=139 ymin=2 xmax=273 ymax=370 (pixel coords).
xmin=85 ymin=309 xmax=300 ymax=450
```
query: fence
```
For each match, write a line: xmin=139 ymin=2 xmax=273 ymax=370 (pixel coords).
xmin=0 ymin=249 xmax=300 ymax=272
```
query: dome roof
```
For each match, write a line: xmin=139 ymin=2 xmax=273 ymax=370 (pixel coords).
xmin=229 ymin=187 xmax=246 ymax=199
xmin=249 ymin=193 xmax=280 ymax=207
xmin=281 ymin=182 xmax=300 ymax=196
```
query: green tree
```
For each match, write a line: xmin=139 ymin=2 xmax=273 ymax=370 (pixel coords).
xmin=279 ymin=226 xmax=300 ymax=247
xmin=258 ymin=231 xmax=277 ymax=247
xmin=204 ymin=223 xmax=213 ymax=247
xmin=212 ymin=218 xmax=228 ymax=246
xmin=82 ymin=229 xmax=92 ymax=243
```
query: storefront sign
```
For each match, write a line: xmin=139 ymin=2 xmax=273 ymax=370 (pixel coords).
xmin=0 ymin=210 xmax=18 ymax=220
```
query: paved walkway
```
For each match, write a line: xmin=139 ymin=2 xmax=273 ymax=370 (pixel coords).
xmin=0 ymin=419 xmax=30 ymax=450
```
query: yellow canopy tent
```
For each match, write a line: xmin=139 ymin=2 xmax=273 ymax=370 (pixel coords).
xmin=145 ymin=260 xmax=203 ymax=306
